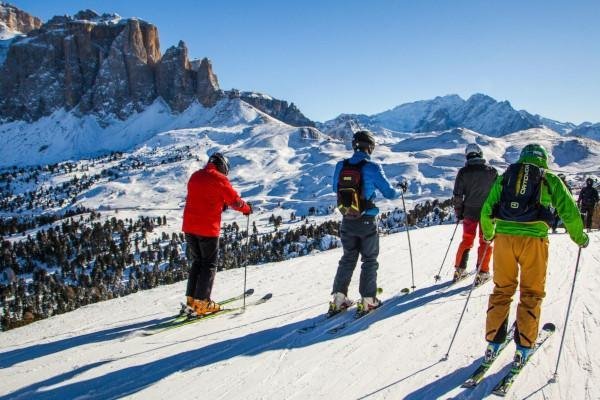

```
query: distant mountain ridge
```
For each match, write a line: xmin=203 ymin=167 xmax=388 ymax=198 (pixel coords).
xmin=318 ymin=93 xmax=599 ymax=138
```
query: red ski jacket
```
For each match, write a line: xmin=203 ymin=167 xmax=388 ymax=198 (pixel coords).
xmin=182 ymin=163 xmax=251 ymax=237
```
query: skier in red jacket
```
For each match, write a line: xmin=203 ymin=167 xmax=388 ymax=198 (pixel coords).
xmin=182 ymin=153 xmax=252 ymax=316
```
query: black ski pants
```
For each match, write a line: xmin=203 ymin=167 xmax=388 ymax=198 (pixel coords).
xmin=185 ymin=233 xmax=219 ymax=300
xmin=581 ymin=204 xmax=595 ymax=230
xmin=332 ymin=216 xmax=379 ymax=298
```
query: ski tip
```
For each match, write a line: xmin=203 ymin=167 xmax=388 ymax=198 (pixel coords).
xmin=262 ymin=293 xmax=273 ymax=300
xmin=400 ymin=287 xmax=410 ymax=293
xmin=245 ymin=288 xmax=255 ymax=295
xmin=542 ymin=322 xmax=556 ymax=332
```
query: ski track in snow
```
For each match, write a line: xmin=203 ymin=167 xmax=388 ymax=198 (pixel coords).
xmin=1 ymin=226 xmax=599 ymax=400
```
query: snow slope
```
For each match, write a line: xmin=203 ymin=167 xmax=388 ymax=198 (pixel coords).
xmin=0 ymin=224 xmax=598 ymax=400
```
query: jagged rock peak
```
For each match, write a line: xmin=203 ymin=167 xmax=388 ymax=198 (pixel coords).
xmin=156 ymin=40 xmax=221 ymax=111
xmin=0 ymin=2 xmax=41 ymax=33
xmin=234 ymin=91 xmax=315 ymax=127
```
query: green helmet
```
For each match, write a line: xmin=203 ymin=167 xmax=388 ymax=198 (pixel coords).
xmin=518 ymin=144 xmax=548 ymax=169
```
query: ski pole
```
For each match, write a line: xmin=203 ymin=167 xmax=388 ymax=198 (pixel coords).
xmin=549 ymin=247 xmax=582 ymax=383
xmin=442 ymin=242 xmax=491 ymax=361
xmin=400 ymin=188 xmax=416 ymax=290
xmin=243 ymin=214 xmax=251 ymax=310
xmin=434 ymin=221 xmax=460 ymax=282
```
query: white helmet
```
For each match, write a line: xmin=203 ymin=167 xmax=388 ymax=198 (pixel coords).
xmin=465 ymin=143 xmax=483 ymax=159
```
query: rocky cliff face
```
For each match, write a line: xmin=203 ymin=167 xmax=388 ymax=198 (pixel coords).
xmin=0 ymin=2 xmax=41 ymax=33
xmin=230 ymin=91 xmax=314 ymax=127
xmin=0 ymin=9 xmax=221 ymax=122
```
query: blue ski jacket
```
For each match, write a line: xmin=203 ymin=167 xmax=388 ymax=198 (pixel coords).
xmin=333 ymin=150 xmax=401 ymax=216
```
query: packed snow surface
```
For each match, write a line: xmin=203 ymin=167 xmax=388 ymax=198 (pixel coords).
xmin=1 ymin=224 xmax=598 ymax=399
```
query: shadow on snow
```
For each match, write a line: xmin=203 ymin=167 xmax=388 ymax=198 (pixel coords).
xmin=2 ymin=282 xmax=473 ymax=400
xmin=0 ymin=316 xmax=172 ymax=369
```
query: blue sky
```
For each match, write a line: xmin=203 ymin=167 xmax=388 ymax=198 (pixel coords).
xmin=11 ymin=0 xmax=600 ymax=123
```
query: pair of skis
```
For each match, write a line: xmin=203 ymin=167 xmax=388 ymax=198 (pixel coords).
xmin=298 ymin=287 xmax=410 ymax=335
xmin=143 ymin=289 xmax=272 ymax=336
xmin=460 ymin=322 xmax=556 ymax=397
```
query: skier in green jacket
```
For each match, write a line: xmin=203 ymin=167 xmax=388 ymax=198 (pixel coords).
xmin=480 ymin=143 xmax=588 ymax=365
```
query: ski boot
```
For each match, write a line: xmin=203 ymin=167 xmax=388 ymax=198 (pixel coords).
xmin=475 ymin=271 xmax=491 ymax=286
xmin=328 ymin=292 xmax=353 ymax=316
xmin=356 ymin=296 xmax=381 ymax=317
xmin=191 ymin=299 xmax=221 ymax=317
xmin=453 ymin=267 xmax=467 ymax=282
xmin=513 ymin=345 xmax=533 ymax=369
xmin=484 ymin=341 xmax=503 ymax=364
xmin=180 ymin=296 xmax=195 ymax=316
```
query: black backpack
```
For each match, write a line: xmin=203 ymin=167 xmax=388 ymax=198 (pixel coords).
xmin=495 ymin=163 xmax=553 ymax=224
xmin=337 ymin=159 xmax=368 ymax=219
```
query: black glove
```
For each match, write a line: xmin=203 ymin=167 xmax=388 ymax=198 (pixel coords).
xmin=243 ymin=202 xmax=253 ymax=216
xmin=454 ymin=207 xmax=464 ymax=221
xmin=222 ymin=204 xmax=229 ymax=212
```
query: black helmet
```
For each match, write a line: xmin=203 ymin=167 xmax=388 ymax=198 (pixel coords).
xmin=586 ymin=177 xmax=594 ymax=186
xmin=352 ymin=130 xmax=376 ymax=154
xmin=208 ymin=152 xmax=230 ymax=175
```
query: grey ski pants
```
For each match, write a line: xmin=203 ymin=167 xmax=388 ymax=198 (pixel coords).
xmin=332 ymin=216 xmax=380 ymax=298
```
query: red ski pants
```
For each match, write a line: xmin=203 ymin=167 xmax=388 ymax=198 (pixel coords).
xmin=454 ymin=218 xmax=492 ymax=273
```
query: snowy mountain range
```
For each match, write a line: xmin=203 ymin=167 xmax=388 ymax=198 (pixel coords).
xmin=1 ymin=2 xmax=600 ymax=216
xmin=2 ymin=98 xmax=599 ymax=220
xmin=317 ymin=93 xmax=600 ymax=139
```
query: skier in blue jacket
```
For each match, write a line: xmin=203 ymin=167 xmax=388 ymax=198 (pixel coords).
xmin=329 ymin=130 xmax=404 ymax=315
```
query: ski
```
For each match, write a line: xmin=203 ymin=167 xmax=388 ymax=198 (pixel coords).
xmin=461 ymin=324 xmax=516 ymax=388
xmin=459 ymin=275 xmax=492 ymax=296
xmin=491 ymin=322 xmax=556 ymax=397
xmin=144 ymin=289 xmax=256 ymax=333
xmin=173 ymin=288 xmax=255 ymax=321
xmin=296 ymin=302 xmax=355 ymax=334
xmin=437 ymin=271 xmax=475 ymax=293
xmin=327 ymin=288 xmax=408 ymax=335
xmin=143 ymin=293 xmax=273 ymax=336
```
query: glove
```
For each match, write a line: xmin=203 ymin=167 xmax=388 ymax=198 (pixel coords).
xmin=454 ymin=208 xmax=464 ymax=221
xmin=397 ymin=181 xmax=408 ymax=192
xmin=580 ymin=233 xmax=589 ymax=248
xmin=222 ymin=204 xmax=229 ymax=212
xmin=243 ymin=202 xmax=253 ymax=216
